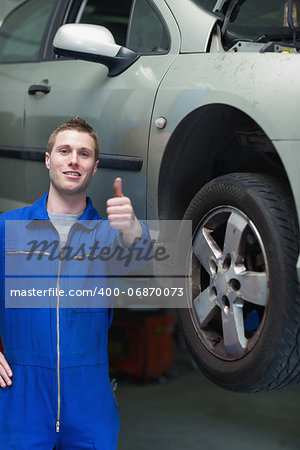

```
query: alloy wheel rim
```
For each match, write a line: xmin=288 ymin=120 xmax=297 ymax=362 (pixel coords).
xmin=189 ymin=206 xmax=269 ymax=361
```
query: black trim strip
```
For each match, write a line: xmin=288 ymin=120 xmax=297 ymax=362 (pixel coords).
xmin=0 ymin=147 xmax=143 ymax=171
xmin=99 ymin=154 xmax=143 ymax=171
xmin=0 ymin=147 xmax=45 ymax=162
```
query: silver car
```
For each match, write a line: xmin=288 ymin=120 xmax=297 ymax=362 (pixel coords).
xmin=0 ymin=0 xmax=299 ymax=392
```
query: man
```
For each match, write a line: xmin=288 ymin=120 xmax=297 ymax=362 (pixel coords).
xmin=0 ymin=117 xmax=149 ymax=449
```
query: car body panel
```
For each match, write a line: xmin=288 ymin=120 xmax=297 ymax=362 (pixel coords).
xmin=23 ymin=54 xmax=178 ymax=218
xmin=0 ymin=63 xmax=30 ymax=147
xmin=147 ymin=51 xmax=300 ymax=223
xmin=164 ymin=0 xmax=218 ymax=52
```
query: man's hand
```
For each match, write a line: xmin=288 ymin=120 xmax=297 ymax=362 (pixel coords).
xmin=106 ymin=178 xmax=142 ymax=246
xmin=0 ymin=352 xmax=12 ymax=388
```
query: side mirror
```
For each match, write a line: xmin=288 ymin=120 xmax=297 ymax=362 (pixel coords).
xmin=53 ymin=24 xmax=139 ymax=77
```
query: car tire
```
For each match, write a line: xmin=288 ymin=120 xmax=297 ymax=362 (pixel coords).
xmin=177 ymin=173 xmax=300 ymax=392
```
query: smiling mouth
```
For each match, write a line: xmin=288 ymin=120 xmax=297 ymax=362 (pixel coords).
xmin=63 ymin=171 xmax=81 ymax=177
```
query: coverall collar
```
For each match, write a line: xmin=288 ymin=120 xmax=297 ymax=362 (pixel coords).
xmin=26 ymin=193 xmax=102 ymax=229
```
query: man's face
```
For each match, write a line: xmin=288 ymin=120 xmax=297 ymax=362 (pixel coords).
xmin=45 ymin=130 xmax=98 ymax=197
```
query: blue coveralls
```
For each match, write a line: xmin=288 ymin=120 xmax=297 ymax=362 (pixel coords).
xmin=0 ymin=194 xmax=149 ymax=449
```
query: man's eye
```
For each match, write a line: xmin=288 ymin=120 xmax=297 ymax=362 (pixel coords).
xmin=81 ymin=152 xmax=89 ymax=158
xmin=60 ymin=149 xmax=68 ymax=154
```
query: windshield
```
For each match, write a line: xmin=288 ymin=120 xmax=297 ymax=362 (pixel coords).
xmin=194 ymin=0 xmax=300 ymax=43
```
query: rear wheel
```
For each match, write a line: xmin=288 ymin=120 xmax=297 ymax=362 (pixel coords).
xmin=178 ymin=173 xmax=300 ymax=392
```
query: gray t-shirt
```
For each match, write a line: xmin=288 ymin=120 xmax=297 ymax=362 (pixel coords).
xmin=48 ymin=211 xmax=82 ymax=247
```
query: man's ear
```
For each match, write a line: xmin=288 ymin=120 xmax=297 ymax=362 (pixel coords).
xmin=92 ymin=159 xmax=99 ymax=177
xmin=45 ymin=152 xmax=50 ymax=170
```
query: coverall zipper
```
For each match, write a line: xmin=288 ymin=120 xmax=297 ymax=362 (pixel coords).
xmin=56 ymin=248 xmax=62 ymax=433
xmin=55 ymin=227 xmax=74 ymax=433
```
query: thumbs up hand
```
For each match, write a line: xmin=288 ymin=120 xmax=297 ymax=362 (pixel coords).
xmin=106 ymin=178 xmax=142 ymax=245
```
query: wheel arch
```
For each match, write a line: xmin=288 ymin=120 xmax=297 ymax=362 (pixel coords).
xmin=158 ymin=103 xmax=293 ymax=220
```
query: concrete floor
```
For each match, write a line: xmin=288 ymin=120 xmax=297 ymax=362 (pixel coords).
xmin=116 ymin=350 xmax=300 ymax=450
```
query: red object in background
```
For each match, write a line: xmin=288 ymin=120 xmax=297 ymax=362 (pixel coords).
xmin=0 ymin=336 xmax=3 ymax=353
xmin=109 ymin=313 xmax=174 ymax=381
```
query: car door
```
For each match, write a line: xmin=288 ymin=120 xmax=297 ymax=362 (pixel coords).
xmin=22 ymin=0 xmax=180 ymax=218
xmin=0 ymin=0 xmax=58 ymax=211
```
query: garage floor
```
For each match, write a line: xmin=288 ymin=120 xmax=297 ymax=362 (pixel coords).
xmin=116 ymin=350 xmax=300 ymax=450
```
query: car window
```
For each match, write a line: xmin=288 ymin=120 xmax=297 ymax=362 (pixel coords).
xmin=76 ymin=0 xmax=133 ymax=47
xmin=0 ymin=0 xmax=56 ymax=63
xmin=127 ymin=0 xmax=169 ymax=54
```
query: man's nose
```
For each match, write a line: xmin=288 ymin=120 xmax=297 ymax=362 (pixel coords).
xmin=69 ymin=151 xmax=79 ymax=165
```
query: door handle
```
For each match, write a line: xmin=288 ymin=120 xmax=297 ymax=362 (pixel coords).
xmin=28 ymin=84 xmax=51 ymax=95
